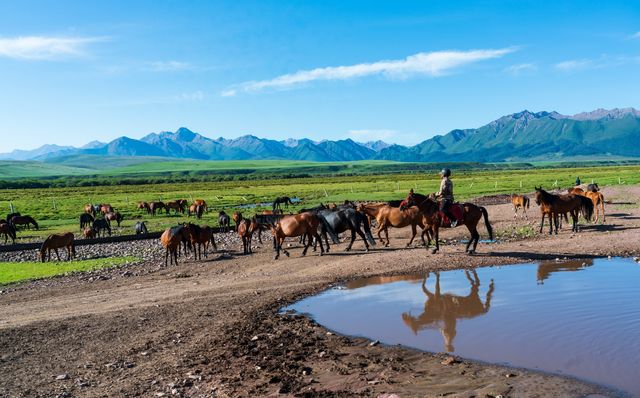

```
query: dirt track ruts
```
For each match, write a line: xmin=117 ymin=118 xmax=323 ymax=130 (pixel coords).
xmin=1 ymin=186 xmax=639 ymax=398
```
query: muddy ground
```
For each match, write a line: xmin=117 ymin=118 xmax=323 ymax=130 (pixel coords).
xmin=1 ymin=186 xmax=639 ymax=398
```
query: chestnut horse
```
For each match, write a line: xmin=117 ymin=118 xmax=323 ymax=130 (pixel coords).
xmin=0 ymin=222 xmax=16 ymax=244
xmin=357 ymin=203 xmax=427 ymax=247
xmin=39 ymin=232 xmax=75 ymax=262
xmin=272 ymin=212 xmax=324 ymax=259
xmin=83 ymin=227 xmax=96 ymax=239
xmin=569 ymin=187 xmax=606 ymax=223
xmin=160 ymin=225 xmax=191 ymax=266
xmin=188 ymin=204 xmax=205 ymax=219
xmin=10 ymin=215 xmax=38 ymax=230
xmin=534 ymin=187 xmax=593 ymax=234
xmin=100 ymin=204 xmax=114 ymax=215
xmin=184 ymin=223 xmax=217 ymax=260
xmin=416 ymin=198 xmax=493 ymax=254
xmin=193 ymin=199 xmax=207 ymax=212
xmin=510 ymin=194 xmax=530 ymax=219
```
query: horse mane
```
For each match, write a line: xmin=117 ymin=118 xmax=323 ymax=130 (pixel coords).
xmin=535 ymin=187 xmax=558 ymax=204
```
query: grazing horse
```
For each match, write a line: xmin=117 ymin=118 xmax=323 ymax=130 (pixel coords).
xmin=232 ymin=211 xmax=243 ymax=231
xmin=160 ymin=225 xmax=191 ymax=266
xmin=83 ymin=227 xmax=97 ymax=239
xmin=358 ymin=203 xmax=427 ymax=247
xmin=237 ymin=218 xmax=258 ymax=254
xmin=272 ymin=212 xmax=324 ymax=259
xmin=137 ymin=201 xmax=151 ymax=214
xmin=218 ymin=211 xmax=231 ymax=232
xmin=534 ymin=187 xmax=593 ymax=234
xmin=84 ymin=204 xmax=96 ymax=216
xmin=402 ymin=270 xmax=494 ymax=352
xmin=92 ymin=219 xmax=111 ymax=237
xmin=188 ymin=204 xmax=205 ymax=219
xmin=272 ymin=196 xmax=294 ymax=211
xmin=10 ymin=215 xmax=38 ymax=230
xmin=149 ymin=201 xmax=167 ymax=216
xmin=135 ymin=221 xmax=148 ymax=235
xmin=39 ymin=232 xmax=75 ymax=262
xmin=79 ymin=213 xmax=94 ymax=230
xmin=415 ymin=198 xmax=493 ymax=254
xmin=105 ymin=211 xmax=124 ymax=227
xmin=184 ymin=223 xmax=217 ymax=260
xmin=0 ymin=222 xmax=16 ymax=244
xmin=569 ymin=187 xmax=606 ymax=223
xmin=166 ymin=200 xmax=186 ymax=214
xmin=510 ymin=194 xmax=530 ymax=219
xmin=100 ymin=204 xmax=114 ymax=215
xmin=316 ymin=206 xmax=376 ymax=252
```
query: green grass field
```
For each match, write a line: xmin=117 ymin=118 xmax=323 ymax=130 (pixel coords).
xmin=1 ymin=163 xmax=638 ymax=242
xmin=0 ymin=256 xmax=138 ymax=285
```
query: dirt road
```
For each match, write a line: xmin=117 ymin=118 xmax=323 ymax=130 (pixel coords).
xmin=1 ymin=186 xmax=638 ymax=397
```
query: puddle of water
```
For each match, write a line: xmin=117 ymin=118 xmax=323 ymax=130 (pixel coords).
xmin=285 ymin=257 xmax=640 ymax=396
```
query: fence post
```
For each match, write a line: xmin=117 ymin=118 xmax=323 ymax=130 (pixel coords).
xmin=520 ymin=180 xmax=523 ymax=188
xmin=9 ymin=203 xmax=14 ymax=213
xmin=323 ymin=188 xmax=328 ymax=197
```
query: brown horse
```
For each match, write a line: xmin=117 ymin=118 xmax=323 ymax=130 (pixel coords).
xmin=534 ymin=187 xmax=593 ymax=234
xmin=237 ymin=217 xmax=258 ymax=254
xmin=272 ymin=212 xmax=324 ymax=259
xmin=149 ymin=201 xmax=167 ymax=216
xmin=511 ymin=194 xmax=530 ymax=219
xmin=188 ymin=204 xmax=205 ymax=219
xmin=100 ymin=204 xmax=114 ymax=215
xmin=0 ymin=222 xmax=16 ymax=244
xmin=105 ymin=211 xmax=123 ymax=227
xmin=358 ymin=203 xmax=427 ymax=247
xmin=416 ymin=198 xmax=493 ymax=254
xmin=39 ymin=232 xmax=75 ymax=262
xmin=10 ymin=215 xmax=38 ymax=230
xmin=83 ymin=227 xmax=97 ymax=239
xmin=84 ymin=204 xmax=96 ymax=216
xmin=569 ymin=187 xmax=606 ymax=223
xmin=137 ymin=201 xmax=151 ymax=214
xmin=166 ymin=200 xmax=186 ymax=214
xmin=232 ymin=211 xmax=243 ymax=231
xmin=160 ymin=225 xmax=191 ymax=266
xmin=193 ymin=199 xmax=207 ymax=212
xmin=184 ymin=223 xmax=217 ymax=260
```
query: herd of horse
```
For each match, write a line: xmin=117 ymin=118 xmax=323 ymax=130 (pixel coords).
xmin=7 ymin=184 xmax=607 ymax=263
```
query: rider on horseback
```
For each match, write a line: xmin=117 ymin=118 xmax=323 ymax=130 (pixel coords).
xmin=437 ymin=168 xmax=457 ymax=227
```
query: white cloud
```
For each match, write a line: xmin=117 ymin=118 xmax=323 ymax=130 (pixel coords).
xmin=148 ymin=60 xmax=192 ymax=72
xmin=554 ymin=59 xmax=593 ymax=71
xmin=222 ymin=48 xmax=515 ymax=96
xmin=0 ymin=36 xmax=103 ymax=60
xmin=504 ymin=63 xmax=537 ymax=75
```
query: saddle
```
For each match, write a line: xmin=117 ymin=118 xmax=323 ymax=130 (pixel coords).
xmin=438 ymin=202 xmax=464 ymax=227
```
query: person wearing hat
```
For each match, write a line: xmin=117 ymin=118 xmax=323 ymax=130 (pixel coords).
xmin=436 ymin=168 xmax=457 ymax=227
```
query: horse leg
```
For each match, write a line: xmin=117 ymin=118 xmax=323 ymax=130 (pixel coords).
xmin=281 ymin=237 xmax=290 ymax=257
xmin=513 ymin=206 xmax=518 ymax=219
xmin=407 ymin=224 xmax=417 ymax=247
xmin=315 ymin=231 xmax=325 ymax=255
xmin=302 ymin=234 xmax=310 ymax=256
xmin=539 ymin=213 xmax=545 ymax=234
xmin=432 ymin=226 xmax=440 ymax=254
xmin=165 ymin=248 xmax=169 ymax=266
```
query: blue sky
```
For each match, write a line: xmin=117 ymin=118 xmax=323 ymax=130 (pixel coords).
xmin=0 ymin=0 xmax=639 ymax=152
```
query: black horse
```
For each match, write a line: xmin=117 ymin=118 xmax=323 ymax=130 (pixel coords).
xmin=316 ymin=205 xmax=376 ymax=252
xmin=135 ymin=221 xmax=148 ymax=235
xmin=6 ymin=212 xmax=20 ymax=223
xmin=92 ymin=219 xmax=112 ymax=237
xmin=218 ymin=211 xmax=231 ymax=232
xmin=273 ymin=196 xmax=294 ymax=211
xmin=79 ymin=213 xmax=94 ymax=230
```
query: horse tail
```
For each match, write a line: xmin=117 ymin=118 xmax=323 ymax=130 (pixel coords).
xmin=579 ymin=195 xmax=593 ymax=221
xmin=359 ymin=212 xmax=376 ymax=246
xmin=318 ymin=214 xmax=339 ymax=244
xmin=524 ymin=196 xmax=530 ymax=209
xmin=480 ymin=206 xmax=493 ymax=241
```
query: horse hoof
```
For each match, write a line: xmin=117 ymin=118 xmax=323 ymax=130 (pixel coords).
xmin=467 ymin=250 xmax=475 ymax=255
xmin=319 ymin=252 xmax=324 ymax=256
xmin=431 ymin=249 xmax=438 ymax=254
xmin=284 ymin=252 xmax=290 ymax=257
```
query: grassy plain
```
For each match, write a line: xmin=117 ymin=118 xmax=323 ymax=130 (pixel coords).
xmin=0 ymin=256 xmax=138 ymax=285
xmin=0 ymin=162 xmax=638 ymax=242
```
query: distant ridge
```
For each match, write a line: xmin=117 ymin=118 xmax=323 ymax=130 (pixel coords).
xmin=1 ymin=107 xmax=639 ymax=162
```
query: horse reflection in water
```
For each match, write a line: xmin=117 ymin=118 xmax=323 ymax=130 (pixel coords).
xmin=536 ymin=259 xmax=594 ymax=284
xmin=402 ymin=270 xmax=494 ymax=352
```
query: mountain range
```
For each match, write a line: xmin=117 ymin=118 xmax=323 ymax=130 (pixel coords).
xmin=2 ymin=108 xmax=639 ymax=163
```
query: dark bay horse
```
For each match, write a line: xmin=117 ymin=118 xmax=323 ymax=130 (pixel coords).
xmin=273 ymin=196 xmax=294 ymax=211
xmin=316 ymin=206 xmax=376 ymax=252
xmin=218 ymin=211 xmax=231 ymax=232
xmin=569 ymin=187 xmax=606 ymax=223
xmin=92 ymin=219 xmax=111 ymax=237
xmin=79 ymin=213 xmax=94 ymax=230
xmin=534 ymin=187 xmax=593 ymax=234
xmin=6 ymin=212 xmax=20 ymax=223
xmin=184 ymin=223 xmax=217 ymax=260
xmin=10 ymin=215 xmax=38 ymax=230
xmin=0 ymin=222 xmax=16 ymax=244
xmin=39 ymin=232 xmax=75 ymax=262
xmin=416 ymin=198 xmax=493 ymax=254
xmin=160 ymin=225 xmax=191 ymax=265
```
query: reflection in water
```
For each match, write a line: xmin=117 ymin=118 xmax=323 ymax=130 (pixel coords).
xmin=402 ymin=270 xmax=494 ymax=352
xmin=536 ymin=259 xmax=594 ymax=284
xmin=345 ymin=274 xmax=424 ymax=290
